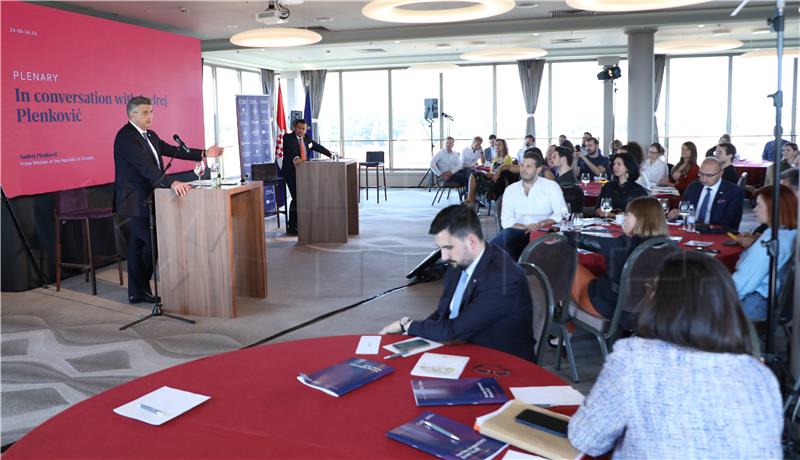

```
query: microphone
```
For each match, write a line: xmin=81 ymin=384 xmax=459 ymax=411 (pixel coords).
xmin=173 ymin=134 xmax=190 ymax=153
xmin=441 ymin=112 xmax=454 ymax=120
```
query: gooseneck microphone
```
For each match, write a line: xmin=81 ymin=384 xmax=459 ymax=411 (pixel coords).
xmin=173 ymin=134 xmax=190 ymax=153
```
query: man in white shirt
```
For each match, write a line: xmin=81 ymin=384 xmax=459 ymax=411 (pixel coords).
xmin=515 ymin=134 xmax=536 ymax=164
xmin=430 ymin=136 xmax=471 ymax=187
xmin=490 ymin=150 xmax=567 ymax=261
xmin=461 ymin=136 xmax=484 ymax=168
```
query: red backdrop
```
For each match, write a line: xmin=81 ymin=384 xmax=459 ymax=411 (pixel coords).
xmin=1 ymin=2 xmax=203 ymax=198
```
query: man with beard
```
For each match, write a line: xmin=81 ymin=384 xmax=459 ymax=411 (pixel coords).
xmin=380 ymin=204 xmax=535 ymax=361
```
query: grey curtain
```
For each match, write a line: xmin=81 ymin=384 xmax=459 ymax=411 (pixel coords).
xmin=517 ymin=59 xmax=546 ymax=138
xmin=260 ymin=69 xmax=276 ymax=146
xmin=300 ymin=70 xmax=327 ymax=143
xmin=653 ymin=55 xmax=666 ymax=143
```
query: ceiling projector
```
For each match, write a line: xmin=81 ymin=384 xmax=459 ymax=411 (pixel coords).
xmin=256 ymin=1 xmax=291 ymax=25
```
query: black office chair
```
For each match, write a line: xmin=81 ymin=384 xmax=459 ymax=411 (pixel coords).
xmin=251 ymin=163 xmax=288 ymax=228
xmin=360 ymin=151 xmax=388 ymax=203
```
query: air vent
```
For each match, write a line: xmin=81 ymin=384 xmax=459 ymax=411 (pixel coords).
xmin=355 ymin=48 xmax=387 ymax=53
xmin=551 ymin=10 xmax=596 ymax=17
xmin=550 ymin=38 xmax=584 ymax=44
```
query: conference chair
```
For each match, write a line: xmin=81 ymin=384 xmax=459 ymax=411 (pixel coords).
xmin=736 ymin=171 xmax=749 ymax=190
xmin=251 ymin=163 xmax=288 ymax=228
xmin=560 ymin=184 xmax=585 ymax=218
xmin=431 ymin=174 xmax=466 ymax=206
xmin=569 ymin=237 xmax=679 ymax=358
xmin=54 ymin=187 xmax=123 ymax=295
xmin=360 ymin=151 xmax=388 ymax=203
xmin=519 ymin=234 xmax=580 ymax=382
xmin=519 ymin=263 xmax=555 ymax=366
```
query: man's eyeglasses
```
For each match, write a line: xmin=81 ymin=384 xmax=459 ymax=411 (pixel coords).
xmin=474 ymin=364 xmax=512 ymax=376
xmin=698 ymin=171 xmax=721 ymax=178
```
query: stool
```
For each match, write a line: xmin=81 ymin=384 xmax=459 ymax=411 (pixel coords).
xmin=359 ymin=151 xmax=388 ymax=203
xmin=54 ymin=188 xmax=123 ymax=295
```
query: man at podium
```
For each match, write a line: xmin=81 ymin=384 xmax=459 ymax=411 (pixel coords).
xmin=281 ymin=118 xmax=331 ymax=235
xmin=113 ymin=96 xmax=223 ymax=304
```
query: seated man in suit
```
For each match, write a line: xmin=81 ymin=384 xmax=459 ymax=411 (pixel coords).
xmin=380 ymin=204 xmax=535 ymax=361
xmin=280 ymin=118 xmax=331 ymax=235
xmin=668 ymin=157 xmax=744 ymax=232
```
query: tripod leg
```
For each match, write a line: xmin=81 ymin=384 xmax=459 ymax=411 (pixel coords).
xmin=161 ymin=313 xmax=196 ymax=324
xmin=119 ymin=314 xmax=155 ymax=331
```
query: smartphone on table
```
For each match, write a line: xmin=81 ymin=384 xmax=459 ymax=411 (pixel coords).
xmin=514 ymin=409 xmax=569 ymax=438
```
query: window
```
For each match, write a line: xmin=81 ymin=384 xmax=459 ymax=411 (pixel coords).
xmin=496 ymin=65 xmax=527 ymax=146
xmin=241 ymin=71 xmax=262 ymax=95
xmin=391 ymin=68 xmax=441 ymax=169
xmin=317 ymin=72 xmax=341 ymax=152
xmin=550 ymin=61 xmax=604 ymax=150
xmin=442 ymin=66 xmax=493 ymax=146
xmin=666 ymin=56 xmax=729 ymax=161
xmin=731 ymin=55 xmax=796 ymax=160
xmin=341 ymin=70 xmax=389 ymax=162
xmin=215 ymin=67 xmax=241 ymax=178
xmin=202 ymin=65 xmax=216 ymax=147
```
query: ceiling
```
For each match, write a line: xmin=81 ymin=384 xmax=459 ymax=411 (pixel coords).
xmin=41 ymin=1 xmax=800 ymax=70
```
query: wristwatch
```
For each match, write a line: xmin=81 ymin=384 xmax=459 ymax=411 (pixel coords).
xmin=399 ymin=317 xmax=411 ymax=334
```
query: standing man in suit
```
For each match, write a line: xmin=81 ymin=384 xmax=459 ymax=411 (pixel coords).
xmin=281 ymin=118 xmax=331 ymax=235
xmin=668 ymin=157 xmax=744 ymax=232
xmin=114 ymin=96 xmax=223 ymax=304
xmin=380 ymin=204 xmax=535 ymax=361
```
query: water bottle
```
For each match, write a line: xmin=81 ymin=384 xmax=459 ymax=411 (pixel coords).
xmin=686 ymin=214 xmax=696 ymax=233
xmin=209 ymin=159 xmax=221 ymax=187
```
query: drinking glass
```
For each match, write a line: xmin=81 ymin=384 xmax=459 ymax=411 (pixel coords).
xmin=658 ymin=198 xmax=669 ymax=215
xmin=678 ymin=200 xmax=691 ymax=230
xmin=599 ymin=172 xmax=608 ymax=184
xmin=193 ymin=160 xmax=206 ymax=184
xmin=687 ymin=204 xmax=696 ymax=232
xmin=600 ymin=198 xmax=613 ymax=217
xmin=580 ymin=173 xmax=590 ymax=187
xmin=560 ymin=203 xmax=572 ymax=230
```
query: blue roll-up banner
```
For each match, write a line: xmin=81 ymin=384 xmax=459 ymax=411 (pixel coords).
xmin=236 ymin=94 xmax=280 ymax=214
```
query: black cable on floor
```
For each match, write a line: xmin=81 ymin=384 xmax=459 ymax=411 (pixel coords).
xmin=241 ymin=279 xmax=420 ymax=349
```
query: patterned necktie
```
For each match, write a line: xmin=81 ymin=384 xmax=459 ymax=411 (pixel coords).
xmin=299 ymin=138 xmax=307 ymax=161
xmin=697 ymin=187 xmax=712 ymax=224
xmin=449 ymin=271 xmax=469 ymax=319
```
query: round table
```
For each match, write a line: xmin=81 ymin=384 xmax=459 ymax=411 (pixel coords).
xmin=532 ymin=224 xmax=744 ymax=275
xmin=5 ymin=335 xmax=574 ymax=459
xmin=578 ymin=182 xmax=680 ymax=209
xmin=734 ymin=160 xmax=772 ymax=188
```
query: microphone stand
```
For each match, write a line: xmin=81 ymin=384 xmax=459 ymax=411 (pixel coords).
xmin=417 ymin=118 xmax=436 ymax=190
xmin=120 ymin=155 xmax=195 ymax=330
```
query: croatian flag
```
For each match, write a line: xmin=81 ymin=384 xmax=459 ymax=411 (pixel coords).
xmin=274 ymin=82 xmax=286 ymax=170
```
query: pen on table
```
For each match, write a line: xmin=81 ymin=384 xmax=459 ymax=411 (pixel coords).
xmin=138 ymin=403 xmax=165 ymax=416
xmin=422 ymin=420 xmax=461 ymax=442
xmin=383 ymin=351 xmax=405 ymax=360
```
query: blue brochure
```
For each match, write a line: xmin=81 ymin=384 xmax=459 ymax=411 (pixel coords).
xmin=297 ymin=358 xmax=394 ymax=397
xmin=387 ymin=411 xmax=507 ymax=460
xmin=412 ymin=378 xmax=509 ymax=407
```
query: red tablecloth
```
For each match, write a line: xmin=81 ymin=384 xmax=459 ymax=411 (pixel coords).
xmin=734 ymin=160 xmax=772 ymax=188
xmin=578 ymin=182 xmax=680 ymax=209
xmin=5 ymin=335 xmax=573 ymax=459
xmin=532 ymin=225 xmax=743 ymax=275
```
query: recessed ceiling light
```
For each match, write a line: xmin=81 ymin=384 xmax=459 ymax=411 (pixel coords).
xmin=566 ymin=0 xmax=709 ymax=12
xmin=230 ymin=28 xmax=322 ymax=48
xmin=461 ymin=47 xmax=547 ymax=62
xmin=752 ymin=28 xmax=771 ymax=35
xmin=697 ymin=24 xmax=705 ymax=28
xmin=394 ymin=40 xmax=401 ymax=44
xmin=362 ymin=0 xmax=515 ymax=24
xmin=655 ymin=38 xmax=743 ymax=55
xmin=314 ymin=17 xmax=334 ymax=22
xmin=533 ymin=32 xmax=540 ymax=36
xmin=516 ymin=2 xmax=539 ymax=8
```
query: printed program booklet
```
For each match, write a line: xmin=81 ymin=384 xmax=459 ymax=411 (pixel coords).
xmin=412 ymin=378 xmax=509 ymax=407
xmin=387 ymin=411 xmax=507 ymax=460
xmin=297 ymin=357 xmax=394 ymax=397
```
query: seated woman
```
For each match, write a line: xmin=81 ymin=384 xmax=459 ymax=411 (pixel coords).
xmin=733 ymin=184 xmax=797 ymax=321
xmin=463 ymin=138 xmax=516 ymax=205
xmin=595 ymin=153 xmax=648 ymax=218
xmin=642 ymin=142 xmax=669 ymax=186
xmin=569 ymin=251 xmax=783 ymax=458
xmin=618 ymin=142 xmax=650 ymax=190
xmin=659 ymin=141 xmax=699 ymax=194
xmin=569 ymin=197 xmax=668 ymax=321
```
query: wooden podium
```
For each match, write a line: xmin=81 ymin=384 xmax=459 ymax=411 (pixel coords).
xmin=297 ymin=159 xmax=359 ymax=244
xmin=155 ymin=182 xmax=267 ymax=318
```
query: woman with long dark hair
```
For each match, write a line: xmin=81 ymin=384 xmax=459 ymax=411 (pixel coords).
xmin=660 ymin=141 xmax=699 ymax=194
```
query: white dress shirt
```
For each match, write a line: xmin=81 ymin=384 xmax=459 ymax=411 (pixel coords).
xmin=448 ymin=247 xmax=485 ymax=318
xmin=501 ymin=177 xmax=567 ymax=229
xmin=430 ymin=148 xmax=462 ymax=176
xmin=130 ymin=121 xmax=160 ymax=169
xmin=636 ymin=171 xmax=652 ymax=191
xmin=516 ymin=144 xmax=534 ymax=164
xmin=695 ymin=179 xmax=722 ymax=223
xmin=461 ymin=147 xmax=482 ymax=168
xmin=642 ymin=158 xmax=668 ymax=186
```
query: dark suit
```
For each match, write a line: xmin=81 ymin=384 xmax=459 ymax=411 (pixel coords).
xmin=683 ymin=179 xmax=744 ymax=232
xmin=280 ymin=133 xmax=331 ymax=232
xmin=113 ymin=122 xmax=202 ymax=297
xmin=408 ymin=243 xmax=535 ymax=361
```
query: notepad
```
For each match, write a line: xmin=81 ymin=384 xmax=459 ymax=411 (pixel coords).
xmin=113 ymin=386 xmax=210 ymax=426
xmin=355 ymin=335 xmax=381 ymax=355
xmin=510 ymin=386 xmax=585 ymax=407
xmin=410 ymin=352 xmax=469 ymax=379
